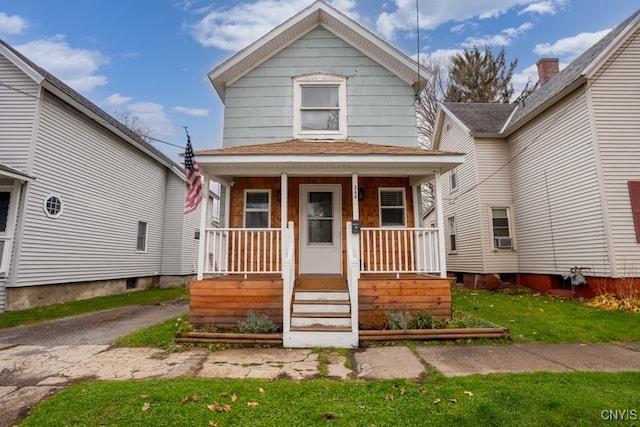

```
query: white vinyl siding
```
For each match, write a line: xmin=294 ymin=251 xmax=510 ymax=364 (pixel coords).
xmin=476 ymin=139 xmax=518 ymax=273
xmin=222 ymin=27 xmax=417 ymax=147
xmin=439 ymin=118 xmax=484 ymax=272
xmin=508 ymin=88 xmax=609 ymax=276
xmin=13 ymin=92 xmax=169 ymax=286
xmin=161 ymin=172 xmax=200 ymax=275
xmin=589 ymin=28 xmax=640 ymax=277
xmin=0 ymin=55 xmax=39 ymax=172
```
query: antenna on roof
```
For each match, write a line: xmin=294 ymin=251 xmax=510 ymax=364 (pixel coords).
xmin=416 ymin=0 xmax=421 ymax=96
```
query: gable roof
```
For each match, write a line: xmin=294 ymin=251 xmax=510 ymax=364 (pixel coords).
xmin=208 ymin=0 xmax=426 ymax=101
xmin=441 ymin=103 xmax=517 ymax=136
xmin=0 ymin=39 xmax=185 ymax=178
xmin=505 ymin=8 xmax=640 ymax=131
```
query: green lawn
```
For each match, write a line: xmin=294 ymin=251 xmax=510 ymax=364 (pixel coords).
xmin=452 ymin=288 xmax=640 ymax=343
xmin=19 ymin=373 xmax=640 ymax=426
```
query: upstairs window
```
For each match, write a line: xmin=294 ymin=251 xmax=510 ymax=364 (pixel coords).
xmin=293 ymin=74 xmax=347 ymax=139
xmin=491 ymin=208 xmax=513 ymax=249
xmin=449 ymin=167 xmax=458 ymax=192
xmin=379 ymin=188 xmax=406 ymax=227
xmin=244 ymin=190 xmax=270 ymax=228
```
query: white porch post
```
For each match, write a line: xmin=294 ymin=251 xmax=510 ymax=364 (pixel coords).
xmin=351 ymin=172 xmax=359 ymax=221
xmin=196 ymin=173 xmax=210 ymax=281
xmin=434 ymin=172 xmax=447 ymax=278
xmin=280 ymin=172 xmax=288 ymax=230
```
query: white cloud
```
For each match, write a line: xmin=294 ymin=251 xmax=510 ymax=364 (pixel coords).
xmin=375 ymin=0 xmax=565 ymax=40
xmin=173 ymin=106 xmax=209 ymax=117
xmin=189 ymin=0 xmax=359 ymax=51
xmin=15 ymin=35 xmax=109 ymax=92
xmin=534 ymin=28 xmax=610 ymax=59
xmin=103 ymin=93 xmax=133 ymax=107
xmin=519 ymin=0 xmax=567 ymax=15
xmin=461 ymin=22 xmax=533 ymax=48
xmin=127 ymin=102 xmax=176 ymax=137
xmin=0 ymin=12 xmax=27 ymax=35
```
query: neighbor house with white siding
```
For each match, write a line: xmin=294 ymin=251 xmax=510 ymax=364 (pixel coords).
xmin=0 ymin=39 xmax=201 ymax=312
xmin=432 ymin=9 xmax=640 ymax=298
xmin=189 ymin=1 xmax=464 ymax=348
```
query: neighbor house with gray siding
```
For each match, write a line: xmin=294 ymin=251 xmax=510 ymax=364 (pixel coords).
xmin=0 ymin=39 xmax=200 ymax=312
xmin=189 ymin=1 xmax=464 ymax=348
xmin=432 ymin=9 xmax=640 ymax=298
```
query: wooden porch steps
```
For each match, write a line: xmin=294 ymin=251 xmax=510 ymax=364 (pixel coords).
xmin=291 ymin=276 xmax=352 ymax=329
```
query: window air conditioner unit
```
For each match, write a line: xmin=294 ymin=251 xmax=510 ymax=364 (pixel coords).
xmin=494 ymin=237 xmax=513 ymax=248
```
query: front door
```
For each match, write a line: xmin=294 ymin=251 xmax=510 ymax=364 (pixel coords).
xmin=299 ymin=185 xmax=342 ymax=274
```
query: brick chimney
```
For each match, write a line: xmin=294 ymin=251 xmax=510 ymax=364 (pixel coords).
xmin=536 ymin=58 xmax=559 ymax=85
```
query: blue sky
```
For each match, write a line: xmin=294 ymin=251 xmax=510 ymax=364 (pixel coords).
xmin=0 ymin=0 xmax=637 ymax=162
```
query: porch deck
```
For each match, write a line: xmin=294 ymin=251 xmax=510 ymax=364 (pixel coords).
xmin=189 ymin=273 xmax=452 ymax=328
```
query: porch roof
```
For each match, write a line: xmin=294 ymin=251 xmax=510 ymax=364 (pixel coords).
xmin=195 ymin=140 xmax=464 ymax=179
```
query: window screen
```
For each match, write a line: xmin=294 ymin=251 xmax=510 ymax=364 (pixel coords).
xmin=380 ymin=189 xmax=406 ymax=226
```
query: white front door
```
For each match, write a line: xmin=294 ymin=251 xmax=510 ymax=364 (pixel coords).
xmin=299 ymin=184 xmax=342 ymax=274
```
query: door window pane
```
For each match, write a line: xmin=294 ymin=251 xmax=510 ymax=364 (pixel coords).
xmin=308 ymin=192 xmax=333 ymax=244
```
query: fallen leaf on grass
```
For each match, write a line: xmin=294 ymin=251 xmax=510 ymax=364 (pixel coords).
xmin=449 ymin=396 xmax=458 ymax=403
xmin=142 ymin=402 xmax=150 ymax=412
xmin=538 ymin=308 xmax=544 ymax=312
xmin=433 ymin=398 xmax=441 ymax=404
xmin=180 ymin=396 xmax=189 ymax=404
xmin=209 ymin=421 xmax=218 ymax=427
xmin=385 ymin=394 xmax=394 ymax=401
xmin=231 ymin=394 xmax=238 ymax=402
xmin=192 ymin=394 xmax=200 ymax=402
xmin=207 ymin=402 xmax=232 ymax=412
xmin=247 ymin=402 xmax=259 ymax=407
xmin=464 ymin=391 xmax=474 ymax=397
xmin=259 ymin=387 xmax=265 ymax=393
xmin=400 ymin=387 xmax=406 ymax=396
xmin=140 ymin=394 xmax=149 ymax=398
xmin=421 ymin=389 xmax=428 ymax=396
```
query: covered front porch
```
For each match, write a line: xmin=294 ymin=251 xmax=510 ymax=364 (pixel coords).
xmin=190 ymin=140 xmax=463 ymax=348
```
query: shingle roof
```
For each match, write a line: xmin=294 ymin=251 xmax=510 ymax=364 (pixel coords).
xmin=507 ymin=8 xmax=640 ymax=128
xmin=0 ymin=39 xmax=183 ymax=174
xmin=196 ymin=139 xmax=456 ymax=156
xmin=441 ymin=102 xmax=516 ymax=134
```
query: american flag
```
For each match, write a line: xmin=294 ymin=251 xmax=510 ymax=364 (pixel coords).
xmin=183 ymin=132 xmax=203 ymax=214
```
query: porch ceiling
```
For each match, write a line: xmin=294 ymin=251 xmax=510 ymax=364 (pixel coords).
xmin=195 ymin=139 xmax=464 ymax=179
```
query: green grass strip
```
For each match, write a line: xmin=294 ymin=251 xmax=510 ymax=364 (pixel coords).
xmin=19 ymin=373 xmax=640 ymax=426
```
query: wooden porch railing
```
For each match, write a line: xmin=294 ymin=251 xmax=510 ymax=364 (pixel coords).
xmin=203 ymin=228 xmax=282 ymax=275
xmin=359 ymin=227 xmax=441 ymax=275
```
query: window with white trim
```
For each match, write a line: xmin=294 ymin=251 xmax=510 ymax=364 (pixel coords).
xmin=491 ymin=208 xmax=513 ymax=249
xmin=449 ymin=167 xmax=458 ymax=192
xmin=43 ymin=194 xmax=63 ymax=218
xmin=448 ymin=216 xmax=457 ymax=252
xmin=244 ymin=190 xmax=270 ymax=228
xmin=379 ymin=188 xmax=406 ymax=227
xmin=293 ymin=73 xmax=347 ymax=139
xmin=136 ymin=221 xmax=147 ymax=252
